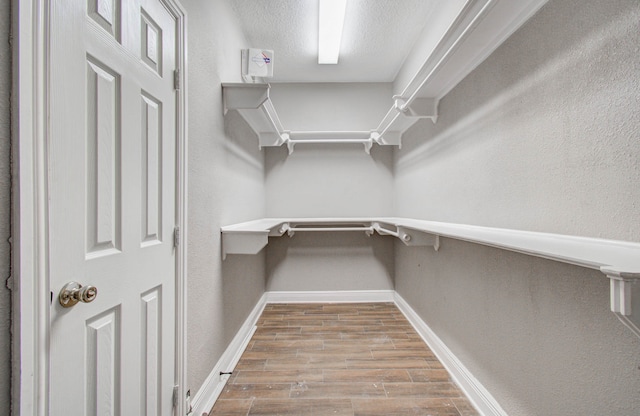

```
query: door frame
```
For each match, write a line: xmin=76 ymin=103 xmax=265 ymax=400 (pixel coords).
xmin=11 ymin=1 xmax=189 ymax=415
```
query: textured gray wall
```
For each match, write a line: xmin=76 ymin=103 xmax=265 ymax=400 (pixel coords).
xmin=395 ymin=0 xmax=640 ymax=240
xmin=266 ymin=83 xmax=395 ymax=218
xmin=266 ymin=233 xmax=394 ymax=292
xmin=396 ymin=241 xmax=640 ymax=415
xmin=268 ymin=83 xmax=393 ymax=131
xmin=266 ymin=145 xmax=394 ymax=218
xmin=180 ymin=0 xmax=266 ymax=394
xmin=0 ymin=0 xmax=11 ymax=414
xmin=394 ymin=0 xmax=640 ymax=414
xmin=263 ymin=144 xmax=395 ymax=293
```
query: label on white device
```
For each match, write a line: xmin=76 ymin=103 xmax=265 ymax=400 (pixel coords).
xmin=247 ymin=48 xmax=274 ymax=77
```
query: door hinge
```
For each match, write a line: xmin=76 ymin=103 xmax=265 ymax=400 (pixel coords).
xmin=174 ymin=226 xmax=180 ymax=248
xmin=172 ymin=386 xmax=193 ymax=414
xmin=186 ymin=389 xmax=193 ymax=415
xmin=172 ymin=385 xmax=179 ymax=408
xmin=174 ymin=69 xmax=181 ymax=90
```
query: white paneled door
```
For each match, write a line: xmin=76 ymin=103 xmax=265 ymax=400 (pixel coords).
xmin=48 ymin=0 xmax=179 ymax=414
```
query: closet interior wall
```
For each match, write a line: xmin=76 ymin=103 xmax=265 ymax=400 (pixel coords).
xmin=5 ymin=0 xmax=638 ymax=414
xmin=265 ymin=83 xmax=396 ymax=292
xmin=393 ymin=0 xmax=640 ymax=414
xmin=181 ymin=0 xmax=267 ymax=395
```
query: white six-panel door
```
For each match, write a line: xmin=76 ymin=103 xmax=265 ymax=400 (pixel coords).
xmin=48 ymin=0 xmax=178 ymax=414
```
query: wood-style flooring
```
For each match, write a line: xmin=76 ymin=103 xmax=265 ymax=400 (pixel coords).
xmin=209 ymin=302 xmax=480 ymax=416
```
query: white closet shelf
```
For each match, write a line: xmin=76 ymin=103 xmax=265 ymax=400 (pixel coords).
xmin=222 ymin=83 xmax=288 ymax=148
xmin=222 ymin=0 xmax=549 ymax=154
xmin=222 ymin=83 xmax=400 ymax=154
xmin=220 ymin=218 xmax=441 ymax=258
xmin=221 ymin=217 xmax=640 ymax=337
xmin=386 ymin=0 xmax=550 ymax=128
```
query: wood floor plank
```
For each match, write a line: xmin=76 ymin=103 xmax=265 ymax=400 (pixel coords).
xmin=265 ymin=356 xmax=348 ymax=370
xmin=275 ymin=332 xmax=342 ymax=341
xmin=371 ymin=348 xmax=438 ymax=360
xmin=247 ymin=339 xmax=323 ymax=351
xmin=233 ymin=370 xmax=324 ymax=384
xmin=233 ymin=359 xmax=267 ymax=371
xmin=220 ymin=383 xmax=292 ymax=399
xmin=407 ymin=369 xmax=452 ymax=383
xmin=452 ymin=398 xmax=482 ymax=416
xmin=351 ymin=398 xmax=460 ymax=416
xmin=209 ymin=398 xmax=253 ymax=416
xmin=383 ymin=382 xmax=464 ymax=398
xmin=248 ymin=398 xmax=354 ymax=415
xmin=322 ymin=368 xmax=412 ymax=383
xmin=290 ymin=381 xmax=386 ymax=399
xmin=346 ymin=358 xmax=431 ymax=369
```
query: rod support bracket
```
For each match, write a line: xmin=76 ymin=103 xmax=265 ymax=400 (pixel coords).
xmin=603 ymin=269 xmax=640 ymax=339
xmin=397 ymin=226 xmax=440 ymax=251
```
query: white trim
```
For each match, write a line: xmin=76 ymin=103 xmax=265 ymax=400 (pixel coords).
xmin=265 ymin=290 xmax=396 ymax=304
xmin=161 ymin=0 xmax=189 ymax=414
xmin=190 ymin=293 xmax=268 ymax=416
xmin=13 ymin=1 xmax=50 ymax=415
xmin=394 ymin=293 xmax=508 ymax=416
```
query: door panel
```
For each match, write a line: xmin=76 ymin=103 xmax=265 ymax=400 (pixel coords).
xmin=86 ymin=307 xmax=121 ymax=416
xmin=141 ymin=287 xmax=162 ymax=415
xmin=49 ymin=0 xmax=177 ymax=414
xmin=88 ymin=0 xmax=121 ymax=41
xmin=141 ymin=92 xmax=163 ymax=246
xmin=86 ymin=57 xmax=122 ymax=257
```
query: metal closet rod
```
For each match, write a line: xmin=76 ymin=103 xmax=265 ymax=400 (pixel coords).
xmin=287 ymin=226 xmax=374 ymax=233
xmin=279 ymin=223 xmax=377 ymax=237
xmin=280 ymin=223 xmax=413 ymax=243
xmin=284 ymin=131 xmax=378 ymax=145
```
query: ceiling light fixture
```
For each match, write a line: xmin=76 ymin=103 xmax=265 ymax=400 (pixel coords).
xmin=318 ymin=0 xmax=347 ymax=64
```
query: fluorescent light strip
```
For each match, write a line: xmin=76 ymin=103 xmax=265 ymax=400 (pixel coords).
xmin=318 ymin=0 xmax=347 ymax=64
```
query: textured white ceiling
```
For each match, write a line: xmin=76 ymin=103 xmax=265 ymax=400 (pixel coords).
xmin=228 ymin=0 xmax=437 ymax=83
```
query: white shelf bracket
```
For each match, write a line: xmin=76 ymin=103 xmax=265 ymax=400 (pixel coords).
xmin=393 ymin=95 xmax=405 ymax=112
xmin=394 ymin=96 xmax=439 ymax=123
xmin=286 ymin=140 xmax=295 ymax=155
xmin=397 ymin=226 xmax=440 ymax=251
xmin=603 ymin=269 xmax=640 ymax=339
xmin=221 ymin=231 xmax=269 ymax=260
xmin=276 ymin=223 xmax=296 ymax=237
xmin=258 ymin=132 xmax=288 ymax=149
xmin=372 ymin=222 xmax=400 ymax=238
xmin=370 ymin=131 xmax=402 ymax=148
xmin=272 ymin=222 xmax=290 ymax=237
xmin=372 ymin=223 xmax=439 ymax=250
xmin=363 ymin=139 xmax=373 ymax=154
xmin=609 ymin=276 xmax=633 ymax=316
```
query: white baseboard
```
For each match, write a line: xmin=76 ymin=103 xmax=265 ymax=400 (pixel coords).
xmin=190 ymin=293 xmax=268 ymax=416
xmin=192 ymin=290 xmax=505 ymax=416
xmin=393 ymin=293 xmax=508 ymax=416
xmin=264 ymin=290 xmax=396 ymax=303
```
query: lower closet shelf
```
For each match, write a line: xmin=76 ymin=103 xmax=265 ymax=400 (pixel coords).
xmin=221 ymin=217 xmax=640 ymax=337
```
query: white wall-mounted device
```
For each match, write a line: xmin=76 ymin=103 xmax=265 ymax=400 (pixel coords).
xmin=242 ymin=49 xmax=274 ymax=82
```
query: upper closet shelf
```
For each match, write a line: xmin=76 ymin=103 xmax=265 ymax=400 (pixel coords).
xmin=222 ymin=83 xmax=402 ymax=154
xmin=222 ymin=0 xmax=549 ymax=154
xmin=221 ymin=217 xmax=640 ymax=338
xmin=388 ymin=0 xmax=550 ymax=120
